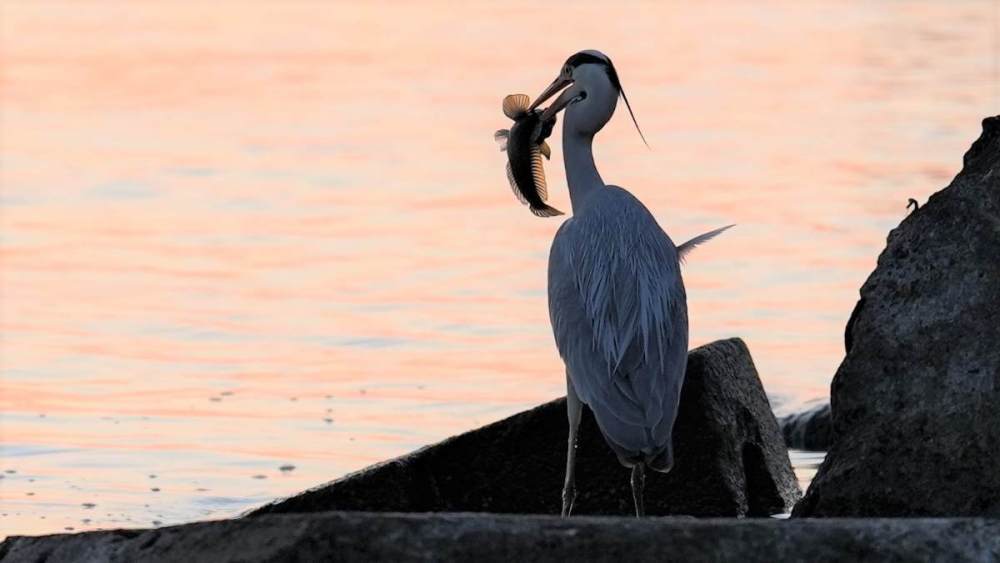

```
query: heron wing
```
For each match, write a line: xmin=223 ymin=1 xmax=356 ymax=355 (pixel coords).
xmin=548 ymin=187 xmax=688 ymax=454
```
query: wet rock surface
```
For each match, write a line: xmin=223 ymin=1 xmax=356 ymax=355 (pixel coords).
xmin=795 ymin=117 xmax=1000 ymax=517
xmin=252 ymin=338 xmax=799 ymax=518
xmin=779 ymin=402 xmax=832 ymax=451
xmin=5 ymin=512 xmax=1000 ymax=563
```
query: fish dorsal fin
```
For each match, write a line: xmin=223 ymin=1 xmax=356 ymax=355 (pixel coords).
xmin=539 ymin=141 xmax=551 ymax=159
xmin=530 ymin=147 xmax=548 ymax=201
xmin=506 ymin=162 xmax=529 ymax=205
xmin=502 ymin=94 xmax=531 ymax=119
xmin=494 ymin=129 xmax=509 ymax=152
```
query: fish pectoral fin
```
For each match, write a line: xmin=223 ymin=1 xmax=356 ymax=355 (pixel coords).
xmin=494 ymin=129 xmax=509 ymax=152
xmin=539 ymin=141 xmax=551 ymax=159
xmin=506 ymin=162 xmax=529 ymax=205
xmin=502 ymin=94 xmax=531 ymax=120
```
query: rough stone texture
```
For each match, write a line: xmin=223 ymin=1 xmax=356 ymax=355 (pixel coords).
xmin=5 ymin=512 xmax=1000 ymax=563
xmin=779 ymin=402 xmax=832 ymax=451
xmin=794 ymin=116 xmax=1000 ymax=517
xmin=252 ymin=338 xmax=799 ymax=518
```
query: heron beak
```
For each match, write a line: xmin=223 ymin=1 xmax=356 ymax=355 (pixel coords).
xmin=539 ymin=86 xmax=583 ymax=122
xmin=529 ymin=77 xmax=573 ymax=111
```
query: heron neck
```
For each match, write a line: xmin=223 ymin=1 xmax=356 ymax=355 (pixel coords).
xmin=562 ymin=131 xmax=604 ymax=213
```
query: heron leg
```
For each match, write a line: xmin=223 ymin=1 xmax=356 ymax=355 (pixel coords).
xmin=631 ymin=462 xmax=646 ymax=518
xmin=562 ymin=373 xmax=583 ymax=517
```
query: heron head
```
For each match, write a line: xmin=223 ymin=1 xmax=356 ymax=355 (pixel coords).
xmin=530 ymin=50 xmax=647 ymax=145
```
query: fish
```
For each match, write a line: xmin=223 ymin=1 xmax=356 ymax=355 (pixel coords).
xmin=494 ymin=94 xmax=563 ymax=217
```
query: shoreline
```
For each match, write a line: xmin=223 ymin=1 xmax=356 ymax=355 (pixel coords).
xmin=5 ymin=512 xmax=1000 ymax=562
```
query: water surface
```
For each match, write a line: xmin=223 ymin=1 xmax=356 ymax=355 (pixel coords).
xmin=1 ymin=1 xmax=997 ymax=537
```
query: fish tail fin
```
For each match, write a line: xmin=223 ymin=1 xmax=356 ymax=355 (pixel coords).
xmin=530 ymin=204 xmax=564 ymax=218
xmin=502 ymin=94 xmax=531 ymax=119
xmin=677 ymin=224 xmax=734 ymax=262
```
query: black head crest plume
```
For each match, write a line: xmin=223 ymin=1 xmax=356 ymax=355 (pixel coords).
xmin=606 ymin=61 xmax=649 ymax=149
xmin=564 ymin=51 xmax=649 ymax=149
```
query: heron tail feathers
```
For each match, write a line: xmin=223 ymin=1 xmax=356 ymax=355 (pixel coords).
xmin=677 ymin=224 xmax=734 ymax=263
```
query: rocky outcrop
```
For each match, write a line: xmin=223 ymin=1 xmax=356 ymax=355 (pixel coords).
xmin=252 ymin=338 xmax=799 ymax=518
xmin=5 ymin=512 xmax=1000 ymax=563
xmin=794 ymin=116 xmax=1000 ymax=517
xmin=779 ymin=402 xmax=832 ymax=451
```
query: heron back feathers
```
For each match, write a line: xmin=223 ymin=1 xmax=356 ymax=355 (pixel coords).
xmin=548 ymin=187 xmax=688 ymax=459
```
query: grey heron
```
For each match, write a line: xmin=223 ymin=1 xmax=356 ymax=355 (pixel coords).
xmin=530 ymin=50 xmax=731 ymax=517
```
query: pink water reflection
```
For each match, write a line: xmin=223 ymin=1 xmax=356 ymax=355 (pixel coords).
xmin=2 ymin=1 xmax=996 ymax=537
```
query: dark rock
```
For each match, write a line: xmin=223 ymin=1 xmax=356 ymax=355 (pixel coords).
xmin=252 ymin=338 xmax=799 ymax=518
xmin=778 ymin=402 xmax=832 ymax=451
xmin=5 ymin=512 xmax=1000 ymax=563
xmin=794 ymin=116 xmax=1000 ymax=517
